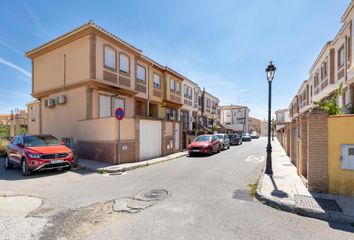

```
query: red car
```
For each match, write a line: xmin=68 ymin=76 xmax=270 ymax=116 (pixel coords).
xmin=4 ymin=134 xmax=75 ymax=176
xmin=188 ymin=134 xmax=221 ymax=156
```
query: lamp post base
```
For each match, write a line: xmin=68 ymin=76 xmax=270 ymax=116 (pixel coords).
xmin=265 ymin=144 xmax=273 ymax=175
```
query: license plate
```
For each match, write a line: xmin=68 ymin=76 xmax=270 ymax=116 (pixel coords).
xmin=192 ymin=149 xmax=200 ymax=152
xmin=51 ymin=160 xmax=64 ymax=164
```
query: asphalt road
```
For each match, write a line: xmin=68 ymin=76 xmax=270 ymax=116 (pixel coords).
xmin=1 ymin=137 xmax=353 ymax=239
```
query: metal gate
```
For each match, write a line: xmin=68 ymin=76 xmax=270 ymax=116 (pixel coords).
xmin=139 ymin=120 xmax=162 ymax=161
xmin=292 ymin=127 xmax=297 ymax=166
xmin=175 ymin=123 xmax=180 ymax=151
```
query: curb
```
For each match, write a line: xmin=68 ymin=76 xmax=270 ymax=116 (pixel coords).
xmin=78 ymin=152 xmax=188 ymax=174
xmin=255 ymin=172 xmax=354 ymax=225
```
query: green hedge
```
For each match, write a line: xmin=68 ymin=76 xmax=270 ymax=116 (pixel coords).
xmin=0 ymin=139 xmax=9 ymax=158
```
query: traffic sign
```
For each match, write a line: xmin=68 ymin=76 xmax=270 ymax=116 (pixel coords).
xmin=115 ymin=107 xmax=125 ymax=121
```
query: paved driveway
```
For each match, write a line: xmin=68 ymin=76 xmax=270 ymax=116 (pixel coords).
xmin=1 ymin=137 xmax=353 ymax=239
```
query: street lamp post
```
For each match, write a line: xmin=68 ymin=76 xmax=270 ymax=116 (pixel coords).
xmin=272 ymin=118 xmax=275 ymax=141
xmin=265 ymin=61 xmax=276 ymax=175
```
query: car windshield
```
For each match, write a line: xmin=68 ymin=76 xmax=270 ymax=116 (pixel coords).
xmin=243 ymin=133 xmax=249 ymax=136
xmin=215 ymin=134 xmax=224 ymax=139
xmin=229 ymin=135 xmax=238 ymax=139
xmin=194 ymin=136 xmax=212 ymax=142
xmin=24 ymin=135 xmax=61 ymax=147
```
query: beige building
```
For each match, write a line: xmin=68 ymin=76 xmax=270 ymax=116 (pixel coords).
xmin=26 ymin=21 xmax=185 ymax=164
xmin=201 ymin=90 xmax=220 ymax=130
xmin=248 ymin=117 xmax=261 ymax=132
xmin=220 ymin=105 xmax=250 ymax=133
xmin=260 ymin=121 xmax=268 ymax=137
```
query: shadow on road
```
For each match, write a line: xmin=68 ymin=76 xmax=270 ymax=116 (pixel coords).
xmin=0 ymin=158 xmax=94 ymax=181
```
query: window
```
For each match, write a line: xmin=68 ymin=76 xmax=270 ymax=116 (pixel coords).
xmin=184 ymin=84 xmax=188 ymax=97
xmin=113 ymin=97 xmax=125 ymax=111
xmin=153 ymin=73 xmax=161 ymax=88
xmin=31 ymin=106 xmax=36 ymax=122
xmin=136 ymin=65 xmax=146 ymax=82
xmin=170 ymin=79 xmax=175 ymax=93
xmin=176 ymin=81 xmax=180 ymax=94
xmin=194 ymin=92 xmax=198 ymax=103
xmin=188 ymin=87 xmax=192 ymax=100
xmin=119 ymin=54 xmax=129 ymax=74
xmin=104 ymin=46 xmax=116 ymax=70
xmin=321 ymin=60 xmax=328 ymax=79
xmin=99 ymin=95 xmax=111 ymax=118
xmin=338 ymin=45 xmax=345 ymax=68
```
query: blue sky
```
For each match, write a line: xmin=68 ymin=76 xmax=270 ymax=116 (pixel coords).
xmin=0 ymin=0 xmax=350 ymax=119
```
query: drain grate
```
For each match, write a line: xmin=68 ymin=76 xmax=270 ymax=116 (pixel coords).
xmin=233 ymin=190 xmax=253 ymax=202
xmin=135 ymin=189 xmax=170 ymax=201
xmin=294 ymin=195 xmax=342 ymax=212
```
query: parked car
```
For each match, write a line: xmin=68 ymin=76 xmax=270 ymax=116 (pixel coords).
xmin=242 ymin=133 xmax=252 ymax=142
xmin=188 ymin=134 xmax=221 ymax=156
xmin=229 ymin=134 xmax=242 ymax=145
xmin=250 ymin=131 xmax=260 ymax=139
xmin=4 ymin=134 xmax=75 ymax=176
xmin=215 ymin=133 xmax=230 ymax=150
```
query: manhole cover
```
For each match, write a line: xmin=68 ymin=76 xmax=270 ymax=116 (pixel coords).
xmin=294 ymin=195 xmax=342 ymax=212
xmin=134 ymin=189 xmax=170 ymax=201
xmin=233 ymin=190 xmax=253 ymax=202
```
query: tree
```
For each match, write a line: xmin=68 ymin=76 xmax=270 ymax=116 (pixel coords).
xmin=314 ymin=83 xmax=343 ymax=115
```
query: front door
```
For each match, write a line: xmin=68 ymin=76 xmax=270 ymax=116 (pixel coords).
xmin=175 ymin=123 xmax=180 ymax=151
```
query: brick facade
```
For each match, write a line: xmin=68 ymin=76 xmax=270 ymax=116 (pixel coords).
xmin=306 ymin=109 xmax=328 ymax=192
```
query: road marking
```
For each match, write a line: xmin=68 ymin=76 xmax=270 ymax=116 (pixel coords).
xmin=245 ymin=155 xmax=265 ymax=162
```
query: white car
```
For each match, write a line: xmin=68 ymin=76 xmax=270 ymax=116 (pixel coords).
xmin=250 ymin=131 xmax=260 ymax=139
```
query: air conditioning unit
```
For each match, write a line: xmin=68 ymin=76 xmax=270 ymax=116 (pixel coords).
xmin=47 ymin=98 xmax=56 ymax=108
xmin=56 ymin=95 xmax=67 ymax=105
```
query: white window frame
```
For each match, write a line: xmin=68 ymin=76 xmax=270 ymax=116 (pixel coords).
xmin=119 ymin=53 xmax=129 ymax=74
xmin=99 ymin=94 xmax=112 ymax=118
xmin=170 ymin=79 xmax=175 ymax=93
xmin=176 ymin=81 xmax=180 ymax=94
xmin=153 ymin=73 xmax=161 ymax=89
xmin=104 ymin=46 xmax=116 ymax=70
xmin=136 ymin=64 xmax=146 ymax=83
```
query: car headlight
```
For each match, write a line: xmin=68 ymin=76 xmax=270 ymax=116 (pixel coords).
xmin=28 ymin=153 xmax=43 ymax=158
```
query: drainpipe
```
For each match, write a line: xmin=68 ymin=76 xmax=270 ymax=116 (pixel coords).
xmin=147 ymin=62 xmax=153 ymax=117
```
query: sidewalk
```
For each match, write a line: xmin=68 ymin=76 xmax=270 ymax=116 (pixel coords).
xmin=256 ymin=139 xmax=354 ymax=224
xmin=78 ymin=151 xmax=188 ymax=173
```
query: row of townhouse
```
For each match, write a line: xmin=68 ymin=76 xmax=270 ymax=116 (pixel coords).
xmin=26 ymin=21 xmax=220 ymax=164
xmin=279 ymin=1 xmax=354 ymax=196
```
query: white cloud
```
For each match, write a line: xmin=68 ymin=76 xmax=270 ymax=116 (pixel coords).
xmin=0 ymin=57 xmax=31 ymax=78
xmin=0 ymin=40 xmax=23 ymax=55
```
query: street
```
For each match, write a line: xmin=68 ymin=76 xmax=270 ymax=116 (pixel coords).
xmin=1 ymin=137 xmax=353 ymax=240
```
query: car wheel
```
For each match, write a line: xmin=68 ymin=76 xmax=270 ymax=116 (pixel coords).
xmin=218 ymin=145 xmax=221 ymax=153
xmin=21 ymin=159 xmax=31 ymax=177
xmin=221 ymin=144 xmax=224 ymax=150
xmin=4 ymin=155 xmax=13 ymax=169
xmin=227 ymin=144 xmax=230 ymax=149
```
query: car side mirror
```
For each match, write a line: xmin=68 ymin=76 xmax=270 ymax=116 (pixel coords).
xmin=60 ymin=141 xmax=65 ymax=145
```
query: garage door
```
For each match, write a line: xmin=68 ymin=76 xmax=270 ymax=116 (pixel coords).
xmin=139 ymin=120 xmax=162 ymax=161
